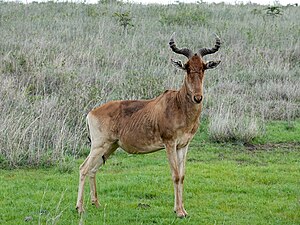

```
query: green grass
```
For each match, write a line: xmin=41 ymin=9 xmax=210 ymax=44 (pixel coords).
xmin=254 ymin=120 xmax=300 ymax=144
xmin=1 ymin=148 xmax=299 ymax=224
xmin=1 ymin=121 xmax=299 ymax=224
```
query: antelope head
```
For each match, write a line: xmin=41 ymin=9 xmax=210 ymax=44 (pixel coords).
xmin=169 ymin=33 xmax=221 ymax=104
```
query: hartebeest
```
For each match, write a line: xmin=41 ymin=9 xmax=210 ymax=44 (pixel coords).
xmin=76 ymin=33 xmax=221 ymax=218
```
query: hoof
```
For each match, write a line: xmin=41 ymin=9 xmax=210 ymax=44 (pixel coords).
xmin=92 ymin=200 xmax=100 ymax=208
xmin=76 ymin=205 xmax=84 ymax=214
xmin=177 ymin=212 xmax=186 ymax=218
xmin=174 ymin=209 xmax=188 ymax=218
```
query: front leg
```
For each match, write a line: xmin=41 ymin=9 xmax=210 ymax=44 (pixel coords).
xmin=165 ymin=142 xmax=187 ymax=218
xmin=177 ymin=145 xmax=189 ymax=216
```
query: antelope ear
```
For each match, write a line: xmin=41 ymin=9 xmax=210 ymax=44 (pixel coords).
xmin=171 ymin=59 xmax=186 ymax=70
xmin=205 ymin=60 xmax=221 ymax=70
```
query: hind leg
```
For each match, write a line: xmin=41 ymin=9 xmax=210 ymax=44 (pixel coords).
xmin=76 ymin=156 xmax=89 ymax=213
xmin=88 ymin=143 xmax=118 ymax=207
xmin=76 ymin=142 xmax=117 ymax=213
xmin=88 ymin=149 xmax=104 ymax=208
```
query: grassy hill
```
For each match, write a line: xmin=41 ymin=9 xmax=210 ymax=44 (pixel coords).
xmin=0 ymin=1 xmax=299 ymax=165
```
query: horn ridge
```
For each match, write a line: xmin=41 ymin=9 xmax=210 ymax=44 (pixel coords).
xmin=169 ymin=33 xmax=193 ymax=59
xmin=199 ymin=34 xmax=221 ymax=57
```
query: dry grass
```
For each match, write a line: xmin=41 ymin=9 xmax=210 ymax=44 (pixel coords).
xmin=0 ymin=2 xmax=299 ymax=167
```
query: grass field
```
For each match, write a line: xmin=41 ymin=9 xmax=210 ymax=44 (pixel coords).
xmin=0 ymin=1 xmax=299 ymax=224
xmin=0 ymin=1 xmax=299 ymax=167
xmin=1 ymin=121 xmax=299 ymax=224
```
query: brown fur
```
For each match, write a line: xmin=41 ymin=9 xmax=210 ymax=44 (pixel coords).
xmin=76 ymin=37 xmax=221 ymax=218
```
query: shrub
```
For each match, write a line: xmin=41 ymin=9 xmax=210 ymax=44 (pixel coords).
xmin=264 ymin=6 xmax=283 ymax=17
xmin=113 ymin=11 xmax=134 ymax=35
xmin=208 ymin=106 xmax=262 ymax=143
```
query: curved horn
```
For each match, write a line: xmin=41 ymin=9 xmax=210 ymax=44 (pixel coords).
xmin=199 ymin=34 xmax=221 ymax=57
xmin=169 ymin=32 xmax=193 ymax=59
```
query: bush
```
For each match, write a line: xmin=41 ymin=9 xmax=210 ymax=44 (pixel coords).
xmin=208 ymin=106 xmax=262 ymax=143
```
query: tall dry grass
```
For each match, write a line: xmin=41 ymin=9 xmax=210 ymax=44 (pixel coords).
xmin=0 ymin=1 xmax=299 ymax=167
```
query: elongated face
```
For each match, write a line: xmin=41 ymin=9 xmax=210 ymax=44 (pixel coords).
xmin=169 ymin=33 xmax=221 ymax=104
xmin=184 ymin=54 xmax=205 ymax=104
xmin=171 ymin=54 xmax=220 ymax=104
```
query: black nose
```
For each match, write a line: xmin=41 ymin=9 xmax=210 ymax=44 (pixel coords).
xmin=193 ymin=95 xmax=203 ymax=104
